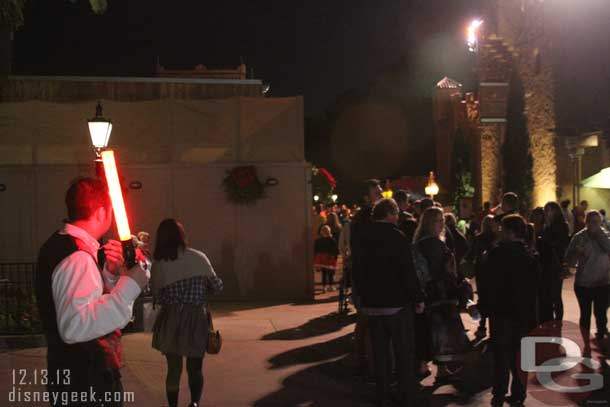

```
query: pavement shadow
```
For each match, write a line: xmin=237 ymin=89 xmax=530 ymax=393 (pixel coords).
xmin=425 ymin=392 xmax=476 ymax=407
xmin=259 ymin=332 xmax=487 ymax=406
xmin=253 ymin=353 xmax=372 ymax=407
xmin=261 ymin=311 xmax=356 ymax=340
xmin=268 ymin=332 xmax=354 ymax=369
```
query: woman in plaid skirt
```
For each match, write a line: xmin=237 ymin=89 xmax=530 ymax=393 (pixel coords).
xmin=151 ymin=219 xmax=223 ymax=407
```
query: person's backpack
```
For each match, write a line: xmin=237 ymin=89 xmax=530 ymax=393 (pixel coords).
xmin=412 ymin=239 xmax=432 ymax=288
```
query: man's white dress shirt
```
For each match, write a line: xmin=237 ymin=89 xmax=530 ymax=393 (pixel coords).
xmin=52 ymin=224 xmax=141 ymax=344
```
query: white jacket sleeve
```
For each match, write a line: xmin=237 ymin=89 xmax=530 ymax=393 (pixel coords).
xmin=52 ymin=251 xmax=142 ymax=344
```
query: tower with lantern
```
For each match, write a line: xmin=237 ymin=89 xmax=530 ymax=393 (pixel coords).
xmin=434 ymin=1 xmax=560 ymax=209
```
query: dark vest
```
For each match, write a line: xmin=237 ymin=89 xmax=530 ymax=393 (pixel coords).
xmin=36 ymin=232 xmax=123 ymax=383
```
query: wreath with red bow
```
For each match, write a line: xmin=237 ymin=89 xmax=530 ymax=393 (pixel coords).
xmin=222 ymin=166 xmax=266 ymax=204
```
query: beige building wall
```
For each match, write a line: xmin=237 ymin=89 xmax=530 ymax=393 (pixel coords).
xmin=0 ymin=163 xmax=313 ymax=300
xmin=555 ymin=139 xmax=610 ymax=212
xmin=0 ymin=96 xmax=312 ymax=300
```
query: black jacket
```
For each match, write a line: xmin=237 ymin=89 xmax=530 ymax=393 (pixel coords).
xmin=359 ymin=222 xmax=424 ymax=308
xmin=448 ymin=225 xmax=469 ymax=266
xmin=417 ymin=236 xmax=458 ymax=302
xmin=479 ymin=240 xmax=539 ymax=329
xmin=494 ymin=209 xmax=518 ymax=223
xmin=539 ymin=222 xmax=570 ymax=276
xmin=398 ymin=211 xmax=417 ymax=244
xmin=314 ymin=237 xmax=339 ymax=256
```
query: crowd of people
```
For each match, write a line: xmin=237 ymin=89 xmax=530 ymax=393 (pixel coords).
xmin=312 ymin=180 xmax=610 ymax=407
xmin=33 ymin=175 xmax=609 ymax=407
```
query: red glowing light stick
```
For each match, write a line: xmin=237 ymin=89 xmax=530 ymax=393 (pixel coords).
xmin=101 ymin=150 xmax=136 ymax=268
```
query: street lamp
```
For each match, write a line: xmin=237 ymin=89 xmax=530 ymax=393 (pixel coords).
xmin=425 ymin=171 xmax=440 ymax=199
xmin=331 ymin=194 xmax=338 ymax=203
xmin=381 ymin=180 xmax=393 ymax=199
xmin=313 ymin=195 xmax=320 ymax=202
xmin=88 ymin=101 xmax=112 ymax=179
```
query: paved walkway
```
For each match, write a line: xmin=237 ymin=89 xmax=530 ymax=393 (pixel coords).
xmin=1 ymin=276 xmax=608 ymax=406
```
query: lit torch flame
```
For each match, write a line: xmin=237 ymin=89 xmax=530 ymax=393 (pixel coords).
xmin=467 ymin=19 xmax=483 ymax=52
xmin=101 ymin=150 xmax=136 ymax=267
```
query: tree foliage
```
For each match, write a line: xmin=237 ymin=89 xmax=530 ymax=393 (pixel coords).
xmin=0 ymin=0 xmax=27 ymax=31
xmin=452 ymin=130 xmax=475 ymax=213
xmin=71 ymin=0 xmax=108 ymax=15
xmin=1 ymin=0 xmax=107 ymax=32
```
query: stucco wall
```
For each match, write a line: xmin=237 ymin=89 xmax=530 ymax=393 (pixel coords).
xmin=0 ymin=97 xmax=305 ymax=165
xmin=0 ymin=162 xmax=313 ymax=300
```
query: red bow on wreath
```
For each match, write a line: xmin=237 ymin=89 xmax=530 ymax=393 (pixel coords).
xmin=230 ymin=166 xmax=257 ymax=188
xmin=317 ymin=168 xmax=337 ymax=190
xmin=222 ymin=165 xmax=266 ymax=205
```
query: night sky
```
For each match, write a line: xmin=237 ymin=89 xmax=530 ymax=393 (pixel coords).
xmin=12 ymin=0 xmax=610 ymax=128
xmin=13 ymin=1 xmax=485 ymax=115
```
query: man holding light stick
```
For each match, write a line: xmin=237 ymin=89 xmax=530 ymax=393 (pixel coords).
xmin=36 ymin=151 xmax=148 ymax=406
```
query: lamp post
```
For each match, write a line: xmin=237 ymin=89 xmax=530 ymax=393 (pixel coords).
xmin=425 ymin=171 xmax=440 ymax=200
xmin=88 ymin=100 xmax=113 ymax=180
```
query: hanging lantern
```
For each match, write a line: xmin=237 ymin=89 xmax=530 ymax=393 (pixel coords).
xmin=88 ymin=101 xmax=112 ymax=158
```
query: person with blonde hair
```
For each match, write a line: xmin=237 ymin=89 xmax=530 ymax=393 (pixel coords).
xmin=413 ymin=207 xmax=469 ymax=384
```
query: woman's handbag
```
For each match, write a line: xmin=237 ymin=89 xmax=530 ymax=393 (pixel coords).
xmin=206 ymin=305 xmax=222 ymax=354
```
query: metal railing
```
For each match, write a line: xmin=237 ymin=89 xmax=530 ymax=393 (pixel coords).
xmin=0 ymin=263 xmax=42 ymax=334
xmin=0 ymin=262 xmax=152 ymax=335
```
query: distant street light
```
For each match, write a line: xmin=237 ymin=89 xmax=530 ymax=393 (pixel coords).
xmin=331 ymin=194 xmax=338 ymax=202
xmin=88 ymin=101 xmax=112 ymax=179
xmin=467 ymin=19 xmax=483 ymax=52
xmin=381 ymin=180 xmax=393 ymax=199
xmin=425 ymin=171 xmax=440 ymax=199
xmin=313 ymin=195 xmax=320 ymax=202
